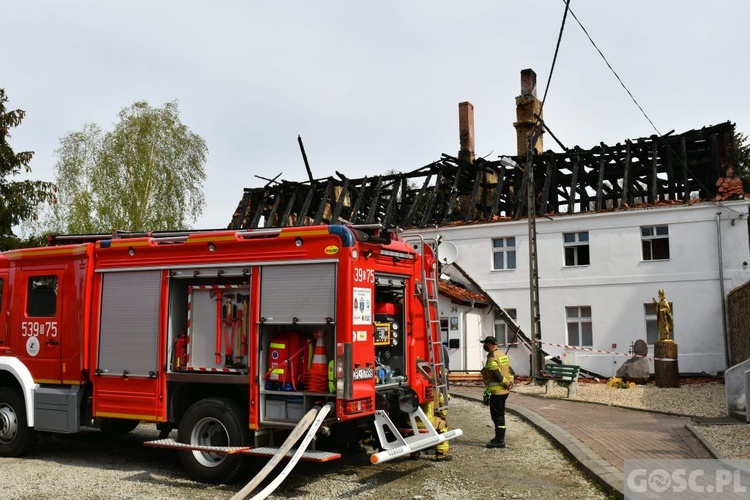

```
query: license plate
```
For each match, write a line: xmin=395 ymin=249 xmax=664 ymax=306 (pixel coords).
xmin=353 ymin=367 xmax=374 ymax=380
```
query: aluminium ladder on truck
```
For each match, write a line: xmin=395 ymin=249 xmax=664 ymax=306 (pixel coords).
xmin=406 ymin=235 xmax=449 ymax=414
xmin=369 ymin=234 xmax=462 ymax=465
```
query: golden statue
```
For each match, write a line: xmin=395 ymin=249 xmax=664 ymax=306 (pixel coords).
xmin=652 ymin=289 xmax=674 ymax=342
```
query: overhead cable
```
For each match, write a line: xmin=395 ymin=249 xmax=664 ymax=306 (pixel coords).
xmin=565 ymin=2 xmax=662 ymax=137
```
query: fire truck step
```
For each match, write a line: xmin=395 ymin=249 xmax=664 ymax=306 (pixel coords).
xmin=242 ymin=447 xmax=341 ymax=462
xmin=143 ymin=438 xmax=250 ymax=454
xmin=370 ymin=428 xmax=463 ymax=464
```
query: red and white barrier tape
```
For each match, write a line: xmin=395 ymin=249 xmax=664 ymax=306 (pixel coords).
xmin=534 ymin=339 xmax=656 ymax=361
xmin=504 ymin=339 xmax=675 ymax=362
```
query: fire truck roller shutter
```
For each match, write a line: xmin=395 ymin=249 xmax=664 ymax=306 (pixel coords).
xmin=97 ymin=270 xmax=161 ymax=376
xmin=260 ymin=264 xmax=336 ymax=324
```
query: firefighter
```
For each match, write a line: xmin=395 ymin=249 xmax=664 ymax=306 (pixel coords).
xmin=415 ymin=390 xmax=451 ymax=461
xmin=480 ymin=336 xmax=513 ymax=449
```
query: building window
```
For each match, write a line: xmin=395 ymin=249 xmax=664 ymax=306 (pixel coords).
xmin=641 ymin=225 xmax=669 ymax=260
xmin=644 ymin=302 xmax=674 ymax=344
xmin=566 ymin=306 xmax=592 ymax=347
xmin=492 ymin=237 xmax=516 ymax=270
xmin=563 ymin=232 xmax=590 ymax=266
xmin=494 ymin=309 xmax=517 ymax=348
xmin=27 ymin=276 xmax=58 ymax=317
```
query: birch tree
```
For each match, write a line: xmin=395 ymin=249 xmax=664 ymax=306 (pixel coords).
xmin=52 ymin=100 xmax=207 ymax=233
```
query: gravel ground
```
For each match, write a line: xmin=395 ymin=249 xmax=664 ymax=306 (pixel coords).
xmin=2 ymin=378 xmax=744 ymax=499
xmin=694 ymin=425 xmax=750 ymax=459
xmin=512 ymin=378 xmax=727 ymax=417
xmin=0 ymin=397 xmax=608 ymax=500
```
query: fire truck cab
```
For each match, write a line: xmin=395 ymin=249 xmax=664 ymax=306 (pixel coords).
xmin=0 ymin=225 xmax=455 ymax=483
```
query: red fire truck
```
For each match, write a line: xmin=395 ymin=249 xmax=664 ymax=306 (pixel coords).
xmin=0 ymin=225 xmax=456 ymax=483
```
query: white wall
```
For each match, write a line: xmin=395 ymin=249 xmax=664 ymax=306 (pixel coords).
xmin=413 ymin=200 xmax=750 ymax=377
xmin=437 ymin=296 xmax=492 ymax=372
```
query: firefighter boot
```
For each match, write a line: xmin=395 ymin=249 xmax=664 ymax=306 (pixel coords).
xmin=486 ymin=427 xmax=506 ymax=449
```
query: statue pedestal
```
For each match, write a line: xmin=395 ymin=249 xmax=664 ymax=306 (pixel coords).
xmin=654 ymin=340 xmax=679 ymax=388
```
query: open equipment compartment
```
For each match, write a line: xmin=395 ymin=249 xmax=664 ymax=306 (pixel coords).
xmin=257 ymin=262 xmax=337 ymax=426
xmin=373 ymin=273 xmax=407 ymax=388
xmin=166 ymin=266 xmax=251 ymax=374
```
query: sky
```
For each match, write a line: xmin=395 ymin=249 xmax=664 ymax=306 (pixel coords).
xmin=5 ymin=1 xmax=750 ymax=231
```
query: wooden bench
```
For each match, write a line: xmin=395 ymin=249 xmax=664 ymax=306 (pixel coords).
xmin=534 ymin=363 xmax=580 ymax=398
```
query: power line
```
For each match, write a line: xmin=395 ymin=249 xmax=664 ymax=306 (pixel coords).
xmin=565 ymin=3 xmax=662 ymax=137
xmin=565 ymin=2 xmax=744 ymax=216
xmin=540 ymin=0 xmax=571 ymax=116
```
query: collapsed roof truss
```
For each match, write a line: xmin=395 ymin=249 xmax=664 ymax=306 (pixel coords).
xmin=229 ymin=122 xmax=738 ymax=230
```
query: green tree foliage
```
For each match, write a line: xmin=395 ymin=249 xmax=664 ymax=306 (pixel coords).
xmin=51 ymin=100 xmax=207 ymax=233
xmin=735 ymin=132 xmax=750 ymax=193
xmin=0 ymin=89 xmax=55 ymax=250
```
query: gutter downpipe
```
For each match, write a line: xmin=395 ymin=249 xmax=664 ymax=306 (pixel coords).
xmin=716 ymin=212 xmax=731 ymax=368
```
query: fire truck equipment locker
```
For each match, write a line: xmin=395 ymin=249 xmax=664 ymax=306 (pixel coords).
xmin=92 ymin=270 xmax=162 ymax=421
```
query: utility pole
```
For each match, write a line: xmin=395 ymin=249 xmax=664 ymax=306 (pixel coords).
xmin=526 ymin=132 xmax=543 ymax=378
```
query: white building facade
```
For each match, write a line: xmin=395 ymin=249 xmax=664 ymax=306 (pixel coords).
xmin=437 ymin=288 xmax=491 ymax=373
xmin=415 ymin=200 xmax=750 ymax=377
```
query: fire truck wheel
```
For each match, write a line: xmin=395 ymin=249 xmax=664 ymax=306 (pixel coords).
xmin=177 ymin=397 xmax=250 ymax=484
xmin=99 ymin=418 xmax=140 ymax=435
xmin=0 ymin=387 xmax=36 ymax=457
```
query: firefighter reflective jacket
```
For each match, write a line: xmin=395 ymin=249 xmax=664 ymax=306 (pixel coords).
xmin=481 ymin=349 xmax=513 ymax=395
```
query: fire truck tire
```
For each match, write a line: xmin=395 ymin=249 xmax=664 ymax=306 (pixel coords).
xmin=99 ymin=418 xmax=140 ymax=435
xmin=0 ymin=387 xmax=36 ymax=457
xmin=177 ymin=397 xmax=250 ymax=484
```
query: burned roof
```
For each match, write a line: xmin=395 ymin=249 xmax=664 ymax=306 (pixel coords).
xmin=229 ymin=121 xmax=741 ymax=230
xmin=438 ymin=280 xmax=488 ymax=306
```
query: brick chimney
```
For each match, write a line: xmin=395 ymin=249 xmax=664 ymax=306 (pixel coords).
xmin=513 ymin=68 xmax=544 ymax=156
xmin=458 ymin=101 xmax=475 ymax=163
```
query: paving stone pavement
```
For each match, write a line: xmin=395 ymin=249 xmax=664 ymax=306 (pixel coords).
xmin=450 ymin=384 xmax=713 ymax=497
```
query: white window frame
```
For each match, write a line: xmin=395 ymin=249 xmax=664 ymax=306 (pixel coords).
xmin=566 ymin=305 xmax=593 ymax=347
xmin=494 ymin=309 xmax=517 ymax=348
xmin=563 ymin=231 xmax=590 ymax=267
xmin=641 ymin=225 xmax=670 ymax=261
xmin=491 ymin=237 xmax=516 ymax=271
